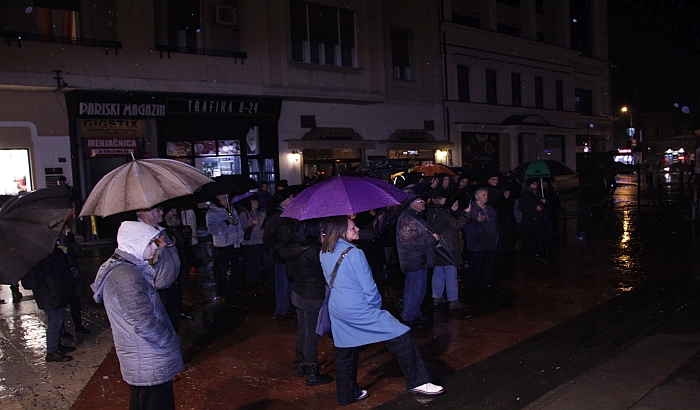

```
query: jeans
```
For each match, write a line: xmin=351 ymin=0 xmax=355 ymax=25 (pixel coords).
xmin=274 ymin=264 xmax=292 ymax=315
xmin=401 ymin=268 xmax=427 ymax=321
xmin=291 ymin=291 xmax=324 ymax=364
xmin=46 ymin=307 xmax=65 ymax=354
xmin=432 ymin=265 xmax=459 ymax=301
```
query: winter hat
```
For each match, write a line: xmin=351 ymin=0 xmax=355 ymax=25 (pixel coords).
xmin=117 ymin=221 xmax=161 ymax=260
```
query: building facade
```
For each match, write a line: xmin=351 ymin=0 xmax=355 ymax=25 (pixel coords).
xmin=441 ymin=0 xmax=613 ymax=172
xmin=0 ymin=0 xmax=612 ymax=227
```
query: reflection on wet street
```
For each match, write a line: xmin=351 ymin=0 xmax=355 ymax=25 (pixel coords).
xmin=2 ymin=176 xmax=699 ymax=409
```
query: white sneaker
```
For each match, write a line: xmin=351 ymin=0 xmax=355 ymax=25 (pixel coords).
xmin=356 ymin=389 xmax=369 ymax=401
xmin=409 ymin=382 xmax=444 ymax=395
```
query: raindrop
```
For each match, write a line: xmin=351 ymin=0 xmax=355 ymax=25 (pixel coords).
xmin=572 ymin=18 xmax=578 ymax=23
xmin=682 ymin=106 xmax=690 ymax=114
xmin=196 ymin=29 xmax=201 ymax=33
xmin=674 ymin=102 xmax=680 ymax=108
xmin=24 ymin=6 xmax=33 ymax=13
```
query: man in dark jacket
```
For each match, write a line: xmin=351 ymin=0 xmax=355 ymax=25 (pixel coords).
xmin=396 ymin=196 xmax=439 ymax=326
xmin=518 ymin=178 xmax=547 ymax=265
xmin=263 ymin=188 xmax=298 ymax=318
xmin=22 ymin=245 xmax=77 ymax=362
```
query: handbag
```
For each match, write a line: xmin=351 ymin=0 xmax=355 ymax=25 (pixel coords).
xmin=316 ymin=246 xmax=353 ymax=336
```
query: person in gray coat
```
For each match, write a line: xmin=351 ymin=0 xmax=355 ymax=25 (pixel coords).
xmin=91 ymin=221 xmax=184 ymax=410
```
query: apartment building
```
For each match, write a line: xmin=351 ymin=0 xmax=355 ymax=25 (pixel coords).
xmin=0 ymin=0 xmax=445 ymax=204
xmin=441 ymin=0 xmax=612 ymax=172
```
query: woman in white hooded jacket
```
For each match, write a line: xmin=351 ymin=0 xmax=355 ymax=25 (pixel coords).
xmin=91 ymin=221 xmax=184 ymax=410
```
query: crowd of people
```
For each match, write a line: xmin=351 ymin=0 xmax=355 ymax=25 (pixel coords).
xmin=18 ymin=168 xmax=563 ymax=408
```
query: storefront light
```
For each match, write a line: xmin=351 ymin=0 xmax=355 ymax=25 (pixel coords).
xmin=435 ymin=150 xmax=447 ymax=160
xmin=290 ymin=150 xmax=301 ymax=162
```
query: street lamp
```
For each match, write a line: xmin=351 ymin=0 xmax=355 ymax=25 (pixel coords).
xmin=621 ymin=106 xmax=635 ymax=144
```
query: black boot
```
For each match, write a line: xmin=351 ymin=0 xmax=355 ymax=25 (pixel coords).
xmin=295 ymin=350 xmax=306 ymax=377
xmin=305 ymin=364 xmax=334 ymax=386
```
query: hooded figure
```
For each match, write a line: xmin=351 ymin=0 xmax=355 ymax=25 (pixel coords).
xmin=91 ymin=221 xmax=184 ymax=409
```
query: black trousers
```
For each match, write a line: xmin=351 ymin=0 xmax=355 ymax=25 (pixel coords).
xmin=334 ymin=331 xmax=431 ymax=405
xmin=212 ymin=245 xmax=243 ymax=297
xmin=129 ymin=381 xmax=174 ymax=410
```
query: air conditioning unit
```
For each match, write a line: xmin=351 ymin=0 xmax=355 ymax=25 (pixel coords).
xmin=216 ymin=5 xmax=238 ymax=26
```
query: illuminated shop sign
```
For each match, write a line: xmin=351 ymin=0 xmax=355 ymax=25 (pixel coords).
xmin=79 ymin=119 xmax=145 ymax=137
xmin=166 ymin=98 xmax=278 ymax=116
xmin=78 ymin=102 xmax=165 ymax=117
xmin=86 ymin=138 xmax=140 ymax=157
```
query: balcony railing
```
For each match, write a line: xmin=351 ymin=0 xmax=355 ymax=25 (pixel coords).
xmin=155 ymin=44 xmax=246 ymax=63
xmin=1 ymin=30 xmax=121 ymax=54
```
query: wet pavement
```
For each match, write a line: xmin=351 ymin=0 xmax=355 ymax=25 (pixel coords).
xmin=2 ymin=175 xmax=700 ymax=409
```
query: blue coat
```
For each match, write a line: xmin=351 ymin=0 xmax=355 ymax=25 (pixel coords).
xmin=319 ymin=240 xmax=408 ymax=348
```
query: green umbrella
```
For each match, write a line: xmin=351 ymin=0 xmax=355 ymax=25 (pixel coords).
xmin=523 ymin=160 xmax=552 ymax=179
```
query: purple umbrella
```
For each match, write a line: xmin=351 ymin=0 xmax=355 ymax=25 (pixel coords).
xmin=280 ymin=176 xmax=408 ymax=220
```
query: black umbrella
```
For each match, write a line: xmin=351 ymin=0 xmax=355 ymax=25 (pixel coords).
xmin=0 ymin=186 xmax=73 ymax=285
xmin=204 ymin=174 xmax=260 ymax=196
xmin=342 ymin=159 xmax=410 ymax=180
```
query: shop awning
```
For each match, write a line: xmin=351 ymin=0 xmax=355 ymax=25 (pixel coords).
xmin=378 ymin=129 xmax=454 ymax=151
xmin=285 ymin=127 xmax=375 ymax=149
xmin=285 ymin=139 xmax=376 ymax=149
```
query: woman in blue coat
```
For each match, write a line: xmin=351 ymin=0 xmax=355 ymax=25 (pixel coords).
xmin=320 ymin=216 xmax=444 ymax=405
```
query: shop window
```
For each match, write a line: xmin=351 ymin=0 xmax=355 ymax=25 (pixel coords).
xmin=303 ymin=148 xmax=361 ymax=177
xmin=153 ymin=0 xmax=245 ymax=59
xmin=458 ymin=65 xmax=470 ymax=102
xmin=543 ymin=135 xmax=564 ymax=162
xmin=290 ymin=1 xmax=356 ymax=68
xmin=485 ymin=69 xmax=497 ymax=105
xmin=461 ymin=132 xmax=499 ymax=169
xmin=0 ymin=149 xmax=32 ymax=195
xmin=511 ymin=73 xmax=521 ymax=107
xmin=534 ymin=76 xmax=544 ymax=109
xmin=391 ymin=28 xmax=412 ymax=80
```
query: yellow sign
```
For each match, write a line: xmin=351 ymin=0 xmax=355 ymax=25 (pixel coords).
xmin=90 ymin=215 xmax=98 ymax=236
xmin=80 ymin=119 xmax=145 ymax=137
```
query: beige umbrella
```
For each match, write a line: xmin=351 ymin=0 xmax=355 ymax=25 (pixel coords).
xmin=79 ymin=159 xmax=213 ymax=218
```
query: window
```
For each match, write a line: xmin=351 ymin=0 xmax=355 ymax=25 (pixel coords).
xmin=0 ymin=1 xmax=119 ymax=48
xmin=290 ymin=1 xmax=356 ymax=68
xmin=458 ymin=65 xmax=470 ymax=102
xmin=486 ymin=69 xmax=498 ymax=105
xmin=534 ymin=76 xmax=544 ymax=108
xmin=452 ymin=1 xmax=480 ymax=27
xmin=391 ymin=28 xmax=412 ymax=80
xmin=570 ymin=0 xmax=593 ymax=57
xmin=555 ymin=80 xmax=564 ymax=110
xmin=153 ymin=0 xmax=245 ymax=59
xmin=511 ymin=73 xmax=521 ymax=106
xmin=575 ymin=88 xmax=593 ymax=115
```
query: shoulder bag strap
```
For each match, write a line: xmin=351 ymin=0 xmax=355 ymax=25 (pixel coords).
xmin=329 ymin=246 xmax=353 ymax=288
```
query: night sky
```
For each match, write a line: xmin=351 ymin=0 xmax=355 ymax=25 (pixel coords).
xmin=608 ymin=0 xmax=700 ymax=114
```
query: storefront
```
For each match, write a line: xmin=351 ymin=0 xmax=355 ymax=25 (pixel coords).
xmin=380 ymin=129 xmax=454 ymax=167
xmin=65 ymin=90 xmax=281 ymax=237
xmin=285 ymin=127 xmax=375 ymax=179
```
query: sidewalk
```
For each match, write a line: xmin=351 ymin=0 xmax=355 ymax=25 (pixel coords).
xmin=2 ymin=182 xmax=699 ymax=409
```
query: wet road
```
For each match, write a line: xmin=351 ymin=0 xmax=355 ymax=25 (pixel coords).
xmin=2 ymin=176 xmax=700 ymax=409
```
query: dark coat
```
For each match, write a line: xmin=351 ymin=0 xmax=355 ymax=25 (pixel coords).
xmin=426 ymin=206 xmax=469 ymax=266
xmin=463 ymin=202 xmax=500 ymax=252
xmin=519 ymin=187 xmax=543 ymax=226
xmin=22 ymin=246 xmax=75 ymax=311
xmin=262 ymin=206 xmax=297 ymax=265
xmin=396 ymin=209 xmax=437 ymax=272
xmin=279 ymin=243 xmax=325 ymax=300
